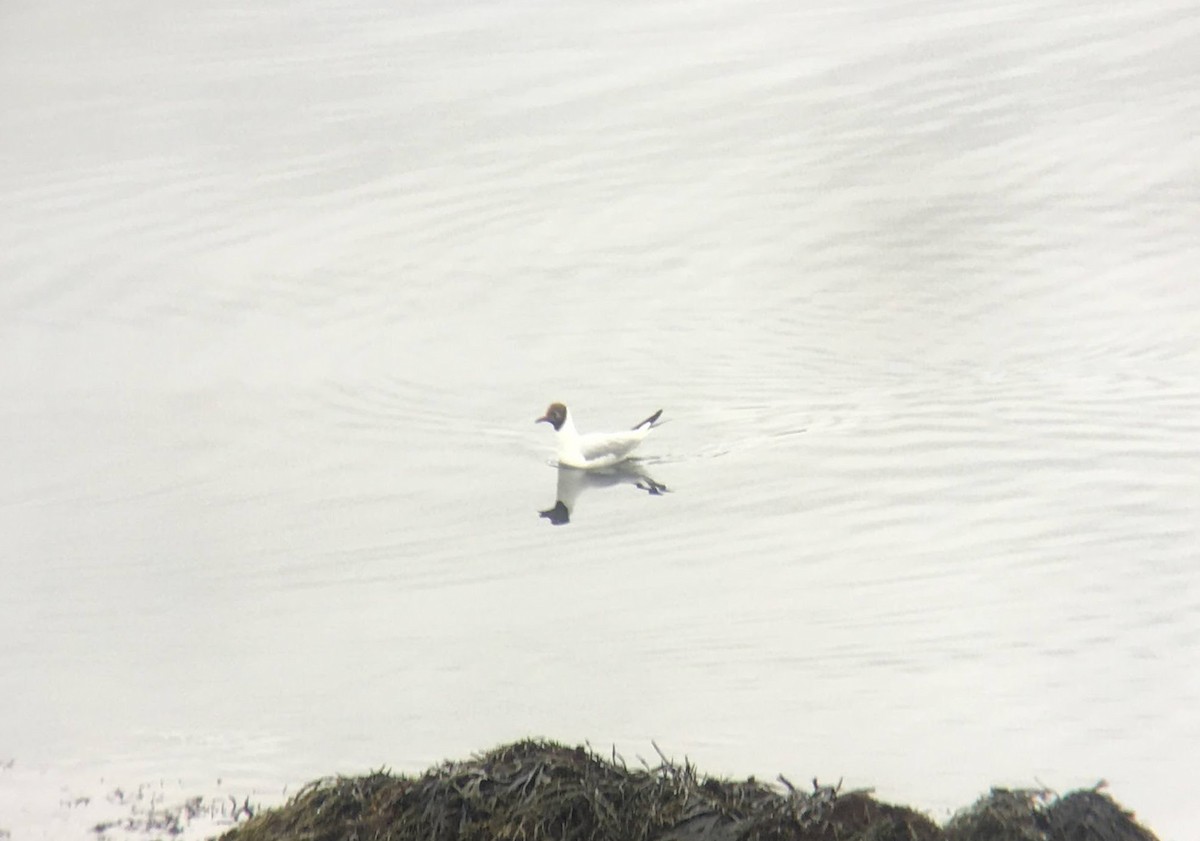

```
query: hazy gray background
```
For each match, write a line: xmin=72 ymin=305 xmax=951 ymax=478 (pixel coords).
xmin=2 ymin=0 xmax=1198 ymax=838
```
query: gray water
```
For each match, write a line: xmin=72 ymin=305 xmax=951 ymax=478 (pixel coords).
xmin=2 ymin=1 xmax=1199 ymax=838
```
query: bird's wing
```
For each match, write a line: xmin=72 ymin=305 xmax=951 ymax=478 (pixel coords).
xmin=577 ymin=431 xmax=643 ymax=463
xmin=631 ymin=409 xmax=663 ymax=430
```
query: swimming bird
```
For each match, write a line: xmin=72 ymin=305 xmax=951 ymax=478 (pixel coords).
xmin=536 ymin=402 xmax=663 ymax=469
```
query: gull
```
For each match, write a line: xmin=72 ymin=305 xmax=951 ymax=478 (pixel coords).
xmin=536 ymin=402 xmax=663 ymax=469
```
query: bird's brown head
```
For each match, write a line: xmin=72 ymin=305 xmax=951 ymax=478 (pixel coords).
xmin=536 ymin=402 xmax=567 ymax=431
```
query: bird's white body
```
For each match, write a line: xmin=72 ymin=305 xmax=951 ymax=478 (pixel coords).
xmin=537 ymin=403 xmax=662 ymax=469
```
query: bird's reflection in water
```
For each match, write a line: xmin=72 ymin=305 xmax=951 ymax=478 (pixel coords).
xmin=539 ymin=461 xmax=668 ymax=525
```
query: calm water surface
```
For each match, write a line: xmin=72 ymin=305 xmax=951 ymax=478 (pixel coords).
xmin=2 ymin=0 xmax=1199 ymax=838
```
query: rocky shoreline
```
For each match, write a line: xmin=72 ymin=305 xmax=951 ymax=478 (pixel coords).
xmin=214 ymin=739 xmax=1160 ymax=841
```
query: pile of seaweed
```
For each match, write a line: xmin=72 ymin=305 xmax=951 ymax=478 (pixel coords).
xmin=218 ymin=739 xmax=1159 ymax=841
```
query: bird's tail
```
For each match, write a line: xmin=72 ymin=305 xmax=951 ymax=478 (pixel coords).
xmin=632 ymin=409 xmax=664 ymax=430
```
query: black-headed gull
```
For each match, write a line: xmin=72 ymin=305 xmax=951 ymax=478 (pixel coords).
xmin=536 ymin=402 xmax=663 ymax=469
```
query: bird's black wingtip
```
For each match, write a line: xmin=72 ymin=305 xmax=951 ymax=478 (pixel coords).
xmin=633 ymin=409 xmax=664 ymax=430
